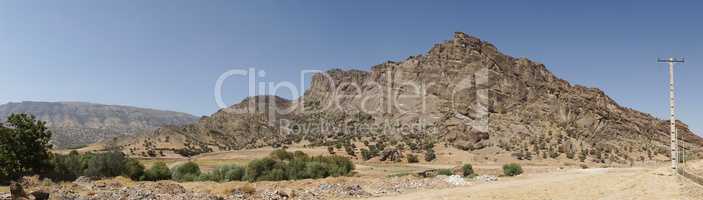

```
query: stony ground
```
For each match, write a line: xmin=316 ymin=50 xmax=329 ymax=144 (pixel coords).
xmin=0 ymin=174 xmax=492 ymax=200
xmin=3 ymin=161 xmax=703 ymax=200
xmin=366 ymin=165 xmax=703 ymax=200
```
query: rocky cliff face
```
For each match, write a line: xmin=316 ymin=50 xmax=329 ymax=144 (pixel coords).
xmin=0 ymin=101 xmax=198 ymax=148
xmin=117 ymin=32 xmax=702 ymax=164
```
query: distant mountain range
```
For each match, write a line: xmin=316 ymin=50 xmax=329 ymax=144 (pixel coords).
xmin=0 ymin=101 xmax=198 ymax=149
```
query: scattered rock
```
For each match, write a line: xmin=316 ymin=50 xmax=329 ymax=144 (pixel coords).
xmin=474 ymin=175 xmax=498 ymax=182
xmin=444 ymin=175 xmax=466 ymax=186
xmin=0 ymin=193 xmax=10 ymax=200
xmin=260 ymin=190 xmax=289 ymax=200
xmin=318 ymin=183 xmax=334 ymax=191
xmin=343 ymin=185 xmax=369 ymax=197
xmin=73 ymin=176 xmax=92 ymax=185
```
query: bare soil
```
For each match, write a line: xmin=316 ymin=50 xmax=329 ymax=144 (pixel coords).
xmin=364 ymin=165 xmax=703 ymax=200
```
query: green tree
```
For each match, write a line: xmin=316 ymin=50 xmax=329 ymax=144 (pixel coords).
xmin=407 ymin=154 xmax=419 ymax=163
xmin=124 ymin=159 xmax=145 ymax=180
xmin=172 ymin=161 xmax=201 ymax=182
xmin=243 ymin=158 xmax=276 ymax=181
xmin=49 ymin=150 xmax=83 ymax=181
xmin=83 ymin=151 xmax=129 ymax=178
xmin=143 ymin=162 xmax=171 ymax=181
xmin=0 ymin=114 xmax=52 ymax=180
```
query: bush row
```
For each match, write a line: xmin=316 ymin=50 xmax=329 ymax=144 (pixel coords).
xmin=172 ymin=149 xmax=355 ymax=182
xmin=49 ymin=151 xmax=145 ymax=181
xmin=50 ymin=149 xmax=355 ymax=183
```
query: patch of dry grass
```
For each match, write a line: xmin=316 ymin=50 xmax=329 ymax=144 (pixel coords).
xmin=0 ymin=186 xmax=8 ymax=193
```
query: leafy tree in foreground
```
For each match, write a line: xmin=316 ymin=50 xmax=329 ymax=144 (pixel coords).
xmin=0 ymin=113 xmax=53 ymax=181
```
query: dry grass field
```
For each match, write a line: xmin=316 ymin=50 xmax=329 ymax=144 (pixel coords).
xmin=24 ymin=145 xmax=703 ymax=200
xmin=168 ymin=146 xmax=703 ymax=200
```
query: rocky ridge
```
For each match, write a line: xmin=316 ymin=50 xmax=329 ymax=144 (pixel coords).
xmin=0 ymin=101 xmax=198 ymax=148
xmin=114 ymin=32 xmax=702 ymax=164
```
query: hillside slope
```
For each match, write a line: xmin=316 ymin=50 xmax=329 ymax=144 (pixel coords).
xmin=113 ymin=32 xmax=702 ymax=164
xmin=0 ymin=101 xmax=198 ymax=148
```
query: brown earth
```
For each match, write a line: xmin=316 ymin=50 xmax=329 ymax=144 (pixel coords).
xmin=366 ymin=162 xmax=703 ymax=200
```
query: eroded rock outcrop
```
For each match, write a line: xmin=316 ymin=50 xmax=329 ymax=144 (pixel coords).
xmin=114 ymin=32 xmax=702 ymax=164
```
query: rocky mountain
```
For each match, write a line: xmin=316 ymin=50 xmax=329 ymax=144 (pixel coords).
xmin=114 ymin=32 xmax=702 ymax=164
xmin=0 ymin=101 xmax=198 ymax=148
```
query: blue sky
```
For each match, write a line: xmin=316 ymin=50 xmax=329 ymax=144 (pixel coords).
xmin=0 ymin=1 xmax=701 ymax=134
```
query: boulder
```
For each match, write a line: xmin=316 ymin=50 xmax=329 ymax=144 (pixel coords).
xmin=9 ymin=182 xmax=29 ymax=200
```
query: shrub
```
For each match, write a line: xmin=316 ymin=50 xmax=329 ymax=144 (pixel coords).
xmin=407 ymin=154 xmax=419 ymax=163
xmin=259 ymin=168 xmax=286 ymax=181
xmin=285 ymin=159 xmax=308 ymax=180
xmin=124 ymin=159 xmax=145 ymax=180
xmin=206 ymin=164 xmax=245 ymax=182
xmin=270 ymin=149 xmax=293 ymax=160
xmin=241 ymin=150 xmax=354 ymax=182
xmin=292 ymin=151 xmax=308 ymax=160
xmin=48 ymin=151 xmax=83 ymax=181
xmin=304 ymin=161 xmax=328 ymax=179
xmin=143 ymin=162 xmax=171 ymax=181
xmin=437 ymin=169 xmax=453 ymax=176
xmin=361 ymin=149 xmax=373 ymax=161
xmin=179 ymin=173 xmax=199 ymax=182
xmin=172 ymin=161 xmax=201 ymax=182
xmin=243 ymin=158 xmax=276 ymax=181
xmin=461 ymin=164 xmax=474 ymax=177
xmin=83 ymin=151 xmax=129 ymax=178
xmin=503 ymin=163 xmax=523 ymax=176
xmin=49 ymin=151 xmax=145 ymax=181
xmin=424 ymin=149 xmax=436 ymax=162
xmin=196 ymin=173 xmax=214 ymax=181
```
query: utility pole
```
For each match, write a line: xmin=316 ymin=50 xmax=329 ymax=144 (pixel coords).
xmin=658 ymin=57 xmax=684 ymax=173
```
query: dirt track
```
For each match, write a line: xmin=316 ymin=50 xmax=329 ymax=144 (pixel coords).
xmin=365 ymin=166 xmax=703 ymax=200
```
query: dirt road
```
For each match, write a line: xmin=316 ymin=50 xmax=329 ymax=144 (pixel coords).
xmin=365 ymin=166 xmax=703 ymax=200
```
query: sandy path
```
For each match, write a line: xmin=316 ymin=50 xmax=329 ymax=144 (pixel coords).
xmin=365 ymin=166 xmax=703 ymax=200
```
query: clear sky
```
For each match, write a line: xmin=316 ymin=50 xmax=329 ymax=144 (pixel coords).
xmin=0 ymin=1 xmax=701 ymax=134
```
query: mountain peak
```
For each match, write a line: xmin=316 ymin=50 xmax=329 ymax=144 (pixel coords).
xmin=452 ymin=32 xmax=483 ymax=46
xmin=114 ymin=32 xmax=703 ymax=163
